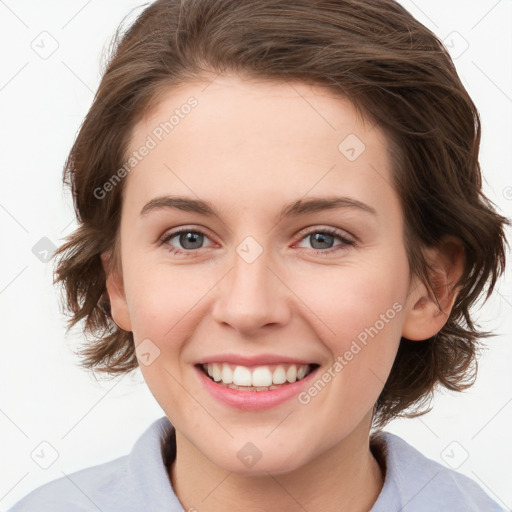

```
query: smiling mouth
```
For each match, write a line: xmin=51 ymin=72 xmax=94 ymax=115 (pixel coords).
xmin=198 ymin=362 xmax=319 ymax=391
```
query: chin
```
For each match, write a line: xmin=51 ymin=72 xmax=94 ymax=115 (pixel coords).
xmin=207 ymin=441 xmax=310 ymax=477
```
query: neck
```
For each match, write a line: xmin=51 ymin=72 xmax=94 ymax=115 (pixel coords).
xmin=168 ymin=417 xmax=384 ymax=512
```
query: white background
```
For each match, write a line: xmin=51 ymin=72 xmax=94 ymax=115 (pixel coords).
xmin=1 ymin=0 xmax=511 ymax=510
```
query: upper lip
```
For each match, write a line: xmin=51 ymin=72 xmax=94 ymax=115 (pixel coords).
xmin=195 ymin=353 xmax=318 ymax=367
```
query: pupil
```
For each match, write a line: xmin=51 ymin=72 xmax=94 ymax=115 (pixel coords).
xmin=181 ymin=232 xmax=203 ymax=249
xmin=311 ymin=232 xmax=333 ymax=249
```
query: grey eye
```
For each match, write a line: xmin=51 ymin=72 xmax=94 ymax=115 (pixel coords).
xmin=308 ymin=232 xmax=335 ymax=250
xmin=175 ymin=231 xmax=204 ymax=250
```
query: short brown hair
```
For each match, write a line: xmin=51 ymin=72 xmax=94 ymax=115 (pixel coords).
xmin=54 ymin=0 xmax=509 ymax=428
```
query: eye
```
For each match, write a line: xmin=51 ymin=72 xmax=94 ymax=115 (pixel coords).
xmin=160 ymin=228 xmax=215 ymax=255
xmin=294 ymin=227 xmax=356 ymax=254
xmin=160 ymin=226 xmax=356 ymax=256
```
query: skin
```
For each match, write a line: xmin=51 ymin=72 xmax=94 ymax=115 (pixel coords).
xmin=104 ymin=75 xmax=464 ymax=511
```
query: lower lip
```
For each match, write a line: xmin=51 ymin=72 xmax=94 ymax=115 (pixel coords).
xmin=195 ymin=365 xmax=320 ymax=411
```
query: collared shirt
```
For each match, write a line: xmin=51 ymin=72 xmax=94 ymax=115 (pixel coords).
xmin=8 ymin=416 xmax=507 ymax=511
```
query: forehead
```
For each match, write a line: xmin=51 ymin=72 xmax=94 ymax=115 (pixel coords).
xmin=123 ymin=75 xmax=398 ymax=223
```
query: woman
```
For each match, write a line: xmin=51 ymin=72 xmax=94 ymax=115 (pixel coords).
xmin=9 ymin=0 xmax=509 ymax=510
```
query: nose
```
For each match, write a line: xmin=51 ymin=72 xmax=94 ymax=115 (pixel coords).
xmin=211 ymin=248 xmax=291 ymax=336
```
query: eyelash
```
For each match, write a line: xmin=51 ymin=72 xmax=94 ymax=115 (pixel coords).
xmin=159 ymin=226 xmax=357 ymax=256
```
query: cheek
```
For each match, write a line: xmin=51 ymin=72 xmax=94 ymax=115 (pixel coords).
xmin=122 ymin=257 xmax=210 ymax=341
xmin=296 ymin=258 xmax=407 ymax=348
xmin=294 ymin=257 xmax=406 ymax=405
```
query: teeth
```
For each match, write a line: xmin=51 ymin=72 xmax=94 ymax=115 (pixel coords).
xmin=273 ymin=365 xmax=287 ymax=385
xmin=297 ymin=365 xmax=307 ymax=380
xmin=203 ymin=362 xmax=313 ymax=387
xmin=251 ymin=366 xmax=273 ymax=387
xmin=221 ymin=364 xmax=233 ymax=384
xmin=286 ymin=365 xmax=297 ymax=383
xmin=212 ymin=363 xmax=221 ymax=382
xmin=232 ymin=366 xmax=252 ymax=386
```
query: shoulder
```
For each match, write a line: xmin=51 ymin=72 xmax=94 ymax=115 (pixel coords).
xmin=7 ymin=455 xmax=132 ymax=512
xmin=370 ymin=431 xmax=508 ymax=512
xmin=7 ymin=416 xmax=182 ymax=512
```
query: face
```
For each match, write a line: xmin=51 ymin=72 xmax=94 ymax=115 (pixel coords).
xmin=106 ymin=75 xmax=428 ymax=475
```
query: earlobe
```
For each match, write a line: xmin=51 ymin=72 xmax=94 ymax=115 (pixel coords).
xmin=101 ymin=252 xmax=132 ymax=332
xmin=401 ymin=237 xmax=464 ymax=341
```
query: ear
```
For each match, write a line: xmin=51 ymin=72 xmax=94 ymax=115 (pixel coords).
xmin=402 ymin=236 xmax=465 ymax=341
xmin=101 ymin=252 xmax=132 ymax=332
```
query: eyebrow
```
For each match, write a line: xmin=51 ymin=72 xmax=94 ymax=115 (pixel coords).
xmin=140 ymin=195 xmax=377 ymax=219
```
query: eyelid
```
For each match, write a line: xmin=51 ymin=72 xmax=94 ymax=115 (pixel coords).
xmin=294 ymin=224 xmax=356 ymax=244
